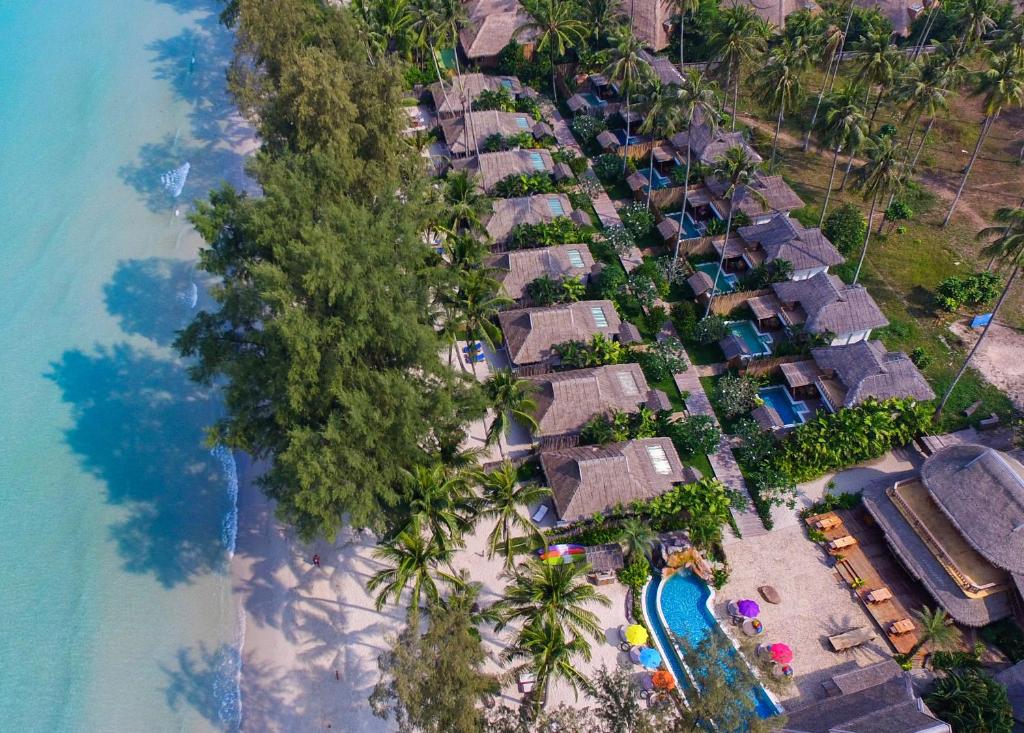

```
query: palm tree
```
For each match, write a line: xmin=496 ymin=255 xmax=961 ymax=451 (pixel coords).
xmin=755 ymin=39 xmax=807 ymax=169
xmin=903 ymin=606 xmax=962 ymax=661
xmin=619 ymin=518 xmax=656 ymax=560
xmin=502 ymin=619 xmax=593 ymax=717
xmin=402 ymin=463 xmax=476 ymax=552
xmin=943 ymin=50 xmax=1024 ymax=227
xmin=709 ymin=5 xmax=766 ymax=132
xmin=818 ymin=84 xmax=869 ymax=226
xmin=907 ymin=44 xmax=964 ymax=175
xmin=442 ymin=170 xmax=490 ymax=235
xmin=474 ymin=460 xmax=552 ymax=568
xmin=355 ymin=0 xmax=417 ymax=57
xmin=672 ymin=0 xmax=702 ymax=71
xmin=705 ymin=146 xmax=764 ymax=316
xmin=638 ymin=78 xmax=685 ymax=209
xmin=484 ymin=369 xmax=539 ymax=456
xmin=494 ymin=558 xmax=611 ymax=640
xmin=515 ymin=0 xmax=586 ymax=102
xmin=954 ymin=0 xmax=998 ymax=58
xmin=671 ymin=70 xmax=720 ymax=266
xmin=804 ymin=18 xmax=847 ymax=152
xmin=937 ymin=205 xmax=1024 ymax=419
xmin=851 ymin=134 xmax=905 ymax=284
xmin=367 ymin=530 xmax=459 ymax=615
xmin=414 ymin=0 xmax=455 ymax=113
xmin=451 ymin=269 xmax=511 ymax=374
xmin=851 ymin=27 xmax=901 ymax=128
xmin=444 ymin=233 xmax=490 ymax=274
xmin=604 ymin=27 xmax=652 ymax=174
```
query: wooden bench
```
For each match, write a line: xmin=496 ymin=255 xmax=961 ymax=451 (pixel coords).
xmin=828 ymin=535 xmax=858 ymax=552
xmin=890 ymin=618 xmax=915 ymax=635
xmin=866 ymin=587 xmax=892 ymax=604
xmin=815 ymin=515 xmax=842 ymax=531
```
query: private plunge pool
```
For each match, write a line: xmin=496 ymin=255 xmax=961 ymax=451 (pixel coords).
xmin=758 ymin=385 xmax=810 ymax=428
xmin=694 ymin=261 xmax=738 ymax=294
xmin=642 ymin=571 xmax=780 ymax=724
xmin=726 ymin=319 xmax=773 ymax=357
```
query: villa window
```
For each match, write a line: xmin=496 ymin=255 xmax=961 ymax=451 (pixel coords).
xmin=567 ymin=249 xmax=585 ymax=268
xmin=529 ymin=151 xmax=545 ymax=171
xmin=515 ymin=116 xmax=530 ymax=129
xmin=500 ymin=78 xmax=514 ymax=90
xmin=646 ymin=445 xmax=672 ymax=475
xmin=591 ymin=306 xmax=608 ymax=327
xmin=616 ymin=371 xmax=640 ymax=397
xmin=547 ymin=197 xmax=565 ymax=216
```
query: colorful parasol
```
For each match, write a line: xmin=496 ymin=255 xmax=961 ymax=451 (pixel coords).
xmin=770 ymin=643 xmax=794 ymax=664
xmin=639 ymin=647 xmax=662 ymax=669
xmin=624 ymin=624 xmax=648 ymax=646
xmin=737 ymin=599 xmax=760 ymax=618
xmin=651 ymin=669 xmax=676 ymax=690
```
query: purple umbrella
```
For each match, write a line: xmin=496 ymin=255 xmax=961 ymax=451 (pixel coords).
xmin=737 ymin=599 xmax=760 ymax=618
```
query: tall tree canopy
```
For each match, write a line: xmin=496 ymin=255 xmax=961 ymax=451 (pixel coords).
xmin=178 ymin=0 xmax=483 ymax=539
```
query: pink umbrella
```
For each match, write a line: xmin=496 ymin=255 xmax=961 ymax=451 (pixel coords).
xmin=770 ymin=643 xmax=793 ymax=664
xmin=737 ymin=599 xmax=760 ymax=618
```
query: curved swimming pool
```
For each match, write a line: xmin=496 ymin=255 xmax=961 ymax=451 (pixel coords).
xmin=644 ymin=571 xmax=780 ymax=722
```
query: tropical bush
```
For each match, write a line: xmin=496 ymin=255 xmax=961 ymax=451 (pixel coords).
xmin=593 ymin=153 xmax=626 ymax=183
xmin=474 ymin=87 xmax=516 ymax=112
xmin=493 ymin=171 xmax=556 ymax=198
xmin=601 ymin=225 xmax=635 ymax=257
xmin=823 ymin=203 xmax=867 ymax=256
xmin=715 ymin=375 xmax=762 ymax=419
xmin=734 ymin=418 xmax=776 ymax=465
xmin=980 ymin=619 xmax=1024 ymax=663
xmin=694 ymin=315 xmax=728 ymax=344
xmin=658 ymin=255 xmax=689 ymax=287
xmin=616 ymin=555 xmax=651 ymax=591
xmin=580 ymin=407 xmax=660 ymax=446
xmin=592 ymin=263 xmax=627 ymax=299
xmin=552 ymin=149 xmax=588 ymax=177
xmin=570 ymin=114 xmax=606 ymax=145
xmin=778 ymin=398 xmax=935 ymax=482
xmin=619 ymin=202 xmax=655 ymax=240
xmin=635 ymin=337 xmax=688 ymax=382
xmin=663 ymin=414 xmax=721 ymax=457
xmin=623 ymin=270 xmax=659 ymax=310
xmin=554 ymin=333 xmax=624 ymax=369
xmin=910 ymin=346 xmax=932 ymax=369
xmin=935 ymin=271 xmax=1001 ymax=312
xmin=647 ymin=477 xmax=736 ymax=546
xmin=671 ymin=301 xmax=700 ymax=340
xmin=799 ymin=489 xmax=862 ymax=519
xmin=526 ymin=275 xmax=585 ymax=306
xmin=508 ymin=217 xmax=584 ymax=249
xmin=926 ymin=668 xmax=1015 ymax=733
xmin=494 ymin=42 xmax=551 ymax=91
xmin=884 ymin=199 xmax=913 ymax=225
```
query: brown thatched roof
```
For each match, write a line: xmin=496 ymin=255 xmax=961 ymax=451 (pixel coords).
xmin=453 ymin=149 xmax=555 ymax=192
xmin=921 ymin=444 xmax=1024 ymax=574
xmin=773 ymin=273 xmax=888 ymax=337
xmin=459 ymin=0 xmax=536 ymax=60
xmin=440 ymin=110 xmax=541 ymax=157
xmin=705 ymin=173 xmax=803 ymax=218
xmin=722 ymin=0 xmax=821 ymax=29
xmin=810 ymin=341 xmax=935 ymax=407
xmin=994 ymin=661 xmax=1024 ymax=725
xmin=485 ymin=194 xmax=574 ymax=242
xmin=497 ymin=300 xmax=622 ymax=366
xmin=618 ymin=0 xmax=674 ymax=50
xmin=737 ymin=214 xmax=844 ymax=272
xmin=669 ymin=109 xmax=763 ymax=166
xmin=528 ymin=364 xmax=666 ymax=437
xmin=487 ymin=244 xmax=596 ymax=301
xmin=780 ymin=359 xmax=823 ymax=389
xmin=540 ymin=438 xmax=694 ymax=520
xmin=585 ymin=543 xmax=626 ymax=572
xmin=429 ymin=73 xmax=522 ymax=117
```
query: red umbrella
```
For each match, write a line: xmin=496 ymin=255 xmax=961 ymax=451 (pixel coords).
xmin=770 ymin=643 xmax=793 ymax=664
xmin=651 ymin=670 xmax=676 ymax=691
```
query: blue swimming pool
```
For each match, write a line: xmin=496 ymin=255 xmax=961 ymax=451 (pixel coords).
xmin=695 ymin=261 xmax=738 ymax=293
xmin=612 ymin=128 xmax=641 ymax=146
xmin=666 ymin=211 xmax=702 ymax=239
xmin=642 ymin=575 xmax=693 ymax=701
xmin=580 ymin=91 xmax=607 ymax=109
xmin=727 ymin=320 xmax=773 ymax=357
xmin=758 ymin=385 xmax=809 ymax=427
xmin=656 ymin=571 xmax=780 ymax=721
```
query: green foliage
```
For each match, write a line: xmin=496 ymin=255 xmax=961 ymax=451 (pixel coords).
xmin=494 ymin=41 xmax=552 ymax=91
xmin=931 ymin=643 xmax=985 ymax=672
xmin=711 ymin=566 xmax=730 ymax=589
xmin=619 ymin=202 xmax=655 ymax=240
xmin=616 ymin=555 xmax=651 ymax=591
xmin=570 ymin=113 xmax=607 ymax=145
xmin=671 ymin=300 xmax=700 ymax=340
xmin=474 ymin=87 xmax=516 ymax=112
xmin=555 ymin=333 xmax=625 ymax=369
xmin=593 ymin=261 xmax=628 ymax=298
xmin=694 ymin=314 xmax=729 ymax=344
xmin=663 ymin=414 xmax=721 ymax=458
xmin=552 ymin=148 xmax=589 ymax=176
xmin=800 ymin=490 xmax=862 ymax=519
xmin=980 ymin=619 xmax=1024 ymax=663
xmin=602 ymin=225 xmax=636 ymax=257
xmin=884 ymin=199 xmax=913 ymax=223
xmin=935 ymin=271 xmax=1002 ymax=312
xmin=635 ymin=337 xmax=688 ymax=382
xmin=580 ymin=407 xmax=660 ymax=446
xmin=734 ymin=418 xmax=776 ymax=465
xmin=492 ymin=171 xmax=556 ymax=198
xmin=509 ymin=217 xmax=585 ymax=249
xmin=823 ymin=203 xmax=867 ymax=256
xmin=910 ymin=346 xmax=933 ymax=369
xmin=927 ymin=668 xmax=1015 ymax=733
xmin=481 ymin=131 xmax=546 ymax=153
xmin=715 ymin=374 xmax=763 ymax=419
xmin=593 ymin=153 xmax=626 ymax=182
xmin=778 ymin=398 xmax=935 ymax=482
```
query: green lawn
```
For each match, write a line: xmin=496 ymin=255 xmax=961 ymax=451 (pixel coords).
xmin=683 ymin=452 xmax=714 ymax=480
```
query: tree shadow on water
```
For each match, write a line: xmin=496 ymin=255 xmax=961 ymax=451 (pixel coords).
xmin=47 ymin=344 xmax=229 ymax=587
xmin=103 ymin=257 xmax=215 ymax=347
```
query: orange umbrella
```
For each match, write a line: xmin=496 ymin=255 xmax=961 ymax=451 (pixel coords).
xmin=651 ymin=670 xmax=676 ymax=691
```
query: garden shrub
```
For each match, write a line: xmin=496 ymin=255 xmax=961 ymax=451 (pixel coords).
xmin=602 ymin=225 xmax=636 ymax=257
xmin=474 ymin=87 xmax=516 ymax=112
xmin=884 ymin=199 xmax=913 ymax=225
xmin=624 ymin=270 xmax=659 ymax=310
xmin=617 ymin=555 xmax=651 ymax=591
xmin=619 ymin=202 xmax=655 ymax=240
xmin=492 ymin=171 xmax=556 ymax=198
xmin=636 ymin=336 xmax=688 ymax=381
xmin=552 ymin=149 xmax=589 ymax=177
xmin=593 ymin=263 xmax=627 ymax=299
xmin=910 ymin=346 xmax=932 ymax=369
xmin=593 ymin=153 xmax=625 ymax=183
xmin=514 ymin=96 xmax=541 ymax=119
xmin=935 ymin=271 xmax=1001 ymax=312
xmin=823 ymin=203 xmax=867 ymax=256
xmin=554 ymin=333 xmax=624 ymax=369
xmin=714 ymin=375 xmax=762 ymax=419
xmin=926 ymin=668 xmax=1015 ymax=733
xmin=570 ymin=114 xmax=607 ymax=145
xmin=694 ymin=314 xmax=728 ymax=344
xmin=508 ymin=217 xmax=584 ymax=249
xmin=980 ymin=619 xmax=1024 ymax=663
xmin=664 ymin=414 xmax=721 ymax=457
xmin=567 ymin=191 xmax=592 ymax=215
xmin=671 ymin=301 xmax=699 ymax=340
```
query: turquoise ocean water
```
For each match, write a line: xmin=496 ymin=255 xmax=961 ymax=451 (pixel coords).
xmin=0 ymin=2 xmax=248 ymax=730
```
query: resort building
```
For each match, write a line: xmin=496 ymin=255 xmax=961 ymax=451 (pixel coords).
xmin=862 ymin=444 xmax=1024 ymax=627
xmin=440 ymin=110 xmax=551 ymax=158
xmin=741 ymin=272 xmax=888 ymax=346
xmin=719 ymin=213 xmax=844 ymax=281
xmin=452 ymin=149 xmax=572 ymax=193
xmin=485 ymin=194 xmax=587 ymax=243
xmin=705 ymin=173 xmax=804 ymax=225
xmin=669 ymin=110 xmax=763 ymax=168
xmin=617 ymin=0 xmax=675 ymax=51
xmin=527 ymin=364 xmax=671 ymax=440
xmin=429 ymin=73 xmax=523 ymax=118
xmin=540 ymin=437 xmax=696 ymax=520
xmin=497 ymin=300 xmax=640 ymax=366
xmin=486 ymin=244 xmax=598 ymax=302
xmin=459 ymin=0 xmax=536 ymax=66
xmin=779 ymin=660 xmax=950 ymax=733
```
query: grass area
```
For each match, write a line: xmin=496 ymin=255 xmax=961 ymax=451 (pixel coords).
xmin=684 ymin=339 xmax=725 ymax=366
xmin=683 ymin=451 xmax=714 ymax=480
xmin=646 ymin=370 xmax=687 ymax=413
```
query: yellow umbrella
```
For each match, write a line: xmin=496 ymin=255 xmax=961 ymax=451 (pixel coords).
xmin=625 ymin=624 xmax=648 ymax=645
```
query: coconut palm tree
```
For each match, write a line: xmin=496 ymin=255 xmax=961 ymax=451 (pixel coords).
xmin=402 ymin=463 xmax=477 ymax=552
xmin=804 ymin=17 xmax=848 ymax=152
xmin=755 ymin=38 xmax=808 ymax=169
xmin=705 ymin=146 xmax=764 ymax=316
xmin=502 ymin=619 xmax=593 ymax=717
xmin=852 ymin=26 xmax=902 ymax=128
xmin=413 ymin=0 xmax=455 ymax=112
xmin=943 ymin=50 xmax=1024 ymax=227
xmin=709 ymin=5 xmax=766 ymax=132
xmin=817 ymin=84 xmax=869 ymax=226
xmin=954 ymin=0 xmax=999 ymax=58
xmin=638 ymin=78 xmax=685 ymax=209
xmin=907 ymin=44 xmax=964 ymax=175
xmin=484 ymin=369 xmax=539 ymax=456
xmin=577 ymin=0 xmax=623 ymax=48
xmin=515 ymin=0 xmax=586 ymax=102
xmin=619 ymin=518 xmax=656 ymax=560
xmin=494 ymin=558 xmax=611 ymax=640
xmin=451 ymin=269 xmax=511 ymax=374
xmin=671 ymin=70 xmax=720 ymax=266
xmin=355 ymin=0 xmax=417 ymax=57
xmin=474 ymin=460 xmax=552 ymax=568
xmin=442 ymin=170 xmax=490 ymax=235
xmin=903 ymin=606 xmax=962 ymax=661
xmin=851 ymin=134 xmax=905 ymax=284
xmin=444 ymin=233 xmax=490 ymax=275
xmin=672 ymin=0 xmax=702 ymax=71
xmin=937 ymin=205 xmax=1024 ymax=419
xmin=604 ymin=27 xmax=652 ymax=174
xmin=367 ymin=530 xmax=459 ymax=615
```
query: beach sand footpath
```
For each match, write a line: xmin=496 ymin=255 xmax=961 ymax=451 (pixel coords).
xmin=232 ymin=455 xmax=402 ymax=732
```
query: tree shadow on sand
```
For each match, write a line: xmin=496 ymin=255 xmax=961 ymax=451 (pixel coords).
xmin=46 ymin=343 xmax=229 ymax=587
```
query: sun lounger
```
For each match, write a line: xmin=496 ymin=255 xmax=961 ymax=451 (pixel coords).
xmin=890 ymin=618 xmax=915 ymax=635
xmin=866 ymin=587 xmax=892 ymax=603
xmin=828 ymin=626 xmax=876 ymax=652
xmin=828 ymin=535 xmax=857 ymax=551
xmin=531 ymin=504 xmax=548 ymax=523
xmin=815 ymin=515 xmax=842 ymax=531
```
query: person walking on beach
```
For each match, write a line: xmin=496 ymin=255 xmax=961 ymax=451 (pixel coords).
xmin=312 ymin=553 xmax=321 ymax=568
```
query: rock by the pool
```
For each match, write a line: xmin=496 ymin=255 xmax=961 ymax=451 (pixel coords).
xmin=758 ymin=585 xmax=781 ymax=604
